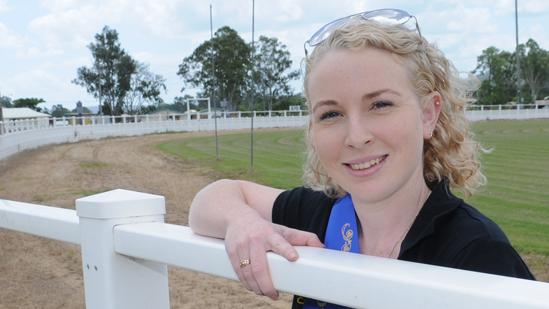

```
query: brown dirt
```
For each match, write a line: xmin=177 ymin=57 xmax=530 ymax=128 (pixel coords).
xmin=0 ymin=132 xmax=547 ymax=309
xmin=0 ymin=132 xmax=292 ymax=309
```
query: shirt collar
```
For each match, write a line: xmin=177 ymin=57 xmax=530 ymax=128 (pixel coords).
xmin=399 ymin=179 xmax=462 ymax=255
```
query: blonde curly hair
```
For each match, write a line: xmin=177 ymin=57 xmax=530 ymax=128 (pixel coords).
xmin=302 ymin=20 xmax=486 ymax=197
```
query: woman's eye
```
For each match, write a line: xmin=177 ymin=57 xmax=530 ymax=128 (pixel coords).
xmin=319 ymin=111 xmax=342 ymax=121
xmin=371 ymin=100 xmax=393 ymax=110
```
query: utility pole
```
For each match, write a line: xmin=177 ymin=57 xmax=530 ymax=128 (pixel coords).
xmin=515 ymin=0 xmax=522 ymax=104
xmin=211 ymin=4 xmax=220 ymax=160
xmin=250 ymin=0 xmax=255 ymax=171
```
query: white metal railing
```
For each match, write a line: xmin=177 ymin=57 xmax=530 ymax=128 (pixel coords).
xmin=0 ymin=110 xmax=308 ymax=135
xmin=0 ymin=110 xmax=309 ymax=160
xmin=1 ymin=105 xmax=548 ymax=161
xmin=1 ymin=190 xmax=549 ymax=308
xmin=1 ymin=104 xmax=548 ymax=135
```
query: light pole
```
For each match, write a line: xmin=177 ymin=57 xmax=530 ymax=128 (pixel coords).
xmin=210 ymin=4 xmax=220 ymax=160
xmin=515 ymin=0 xmax=522 ymax=104
xmin=250 ymin=0 xmax=255 ymax=171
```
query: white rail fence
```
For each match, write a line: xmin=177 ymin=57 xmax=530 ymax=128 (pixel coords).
xmin=1 ymin=105 xmax=548 ymax=161
xmin=0 ymin=110 xmax=307 ymax=160
xmin=1 ymin=190 xmax=548 ymax=308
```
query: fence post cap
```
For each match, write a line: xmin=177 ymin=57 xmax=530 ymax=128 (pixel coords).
xmin=76 ymin=189 xmax=165 ymax=219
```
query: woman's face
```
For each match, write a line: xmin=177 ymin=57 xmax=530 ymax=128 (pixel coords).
xmin=307 ymin=47 xmax=439 ymax=204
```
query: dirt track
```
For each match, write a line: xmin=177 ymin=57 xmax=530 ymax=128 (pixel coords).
xmin=0 ymin=133 xmax=291 ymax=308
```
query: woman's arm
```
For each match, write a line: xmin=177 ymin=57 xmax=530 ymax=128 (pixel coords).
xmin=189 ymin=179 xmax=281 ymax=237
xmin=189 ymin=179 xmax=324 ymax=299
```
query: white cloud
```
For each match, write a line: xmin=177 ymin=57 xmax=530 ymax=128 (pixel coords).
xmin=522 ymin=0 xmax=549 ymax=13
xmin=0 ymin=0 xmax=9 ymax=12
xmin=6 ymin=69 xmax=66 ymax=98
xmin=0 ymin=22 xmax=26 ymax=48
xmin=28 ymin=7 xmax=99 ymax=54
xmin=15 ymin=46 xmax=63 ymax=59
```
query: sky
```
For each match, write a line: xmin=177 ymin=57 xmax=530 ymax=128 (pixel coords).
xmin=1 ymin=0 xmax=548 ymax=110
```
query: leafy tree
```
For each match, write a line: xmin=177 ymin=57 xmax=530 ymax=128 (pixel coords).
xmin=71 ymin=106 xmax=92 ymax=114
xmin=13 ymin=97 xmax=45 ymax=111
xmin=274 ymin=94 xmax=306 ymax=111
xmin=124 ymin=63 xmax=166 ymax=114
xmin=174 ymin=94 xmax=195 ymax=112
xmin=178 ymin=26 xmax=251 ymax=110
xmin=473 ymin=47 xmax=516 ymax=105
xmin=249 ymin=36 xmax=299 ymax=110
xmin=73 ymin=26 xmax=137 ymax=115
xmin=519 ymin=39 xmax=549 ymax=102
xmin=51 ymin=104 xmax=71 ymax=117
xmin=0 ymin=95 xmax=12 ymax=107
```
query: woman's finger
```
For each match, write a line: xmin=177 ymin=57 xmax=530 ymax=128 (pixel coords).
xmin=249 ymin=239 xmax=279 ymax=300
xmin=225 ymin=243 xmax=254 ymax=292
xmin=279 ymin=226 xmax=324 ymax=248
xmin=268 ymin=232 xmax=299 ymax=261
xmin=237 ymin=237 xmax=264 ymax=295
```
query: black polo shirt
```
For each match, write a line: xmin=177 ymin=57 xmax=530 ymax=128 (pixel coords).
xmin=272 ymin=180 xmax=535 ymax=308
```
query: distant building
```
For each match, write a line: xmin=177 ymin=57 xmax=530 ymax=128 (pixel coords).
xmin=0 ymin=107 xmax=50 ymax=135
xmin=1 ymin=107 xmax=50 ymax=120
xmin=148 ymin=109 xmax=185 ymax=121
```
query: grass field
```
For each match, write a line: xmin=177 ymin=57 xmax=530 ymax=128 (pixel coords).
xmin=157 ymin=119 xmax=549 ymax=256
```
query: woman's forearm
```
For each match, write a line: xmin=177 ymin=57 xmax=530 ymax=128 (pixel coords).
xmin=189 ymin=179 xmax=261 ymax=238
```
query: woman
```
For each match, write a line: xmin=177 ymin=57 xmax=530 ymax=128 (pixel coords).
xmin=189 ymin=9 xmax=534 ymax=308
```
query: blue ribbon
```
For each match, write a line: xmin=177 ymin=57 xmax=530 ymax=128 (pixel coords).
xmin=303 ymin=194 xmax=359 ymax=309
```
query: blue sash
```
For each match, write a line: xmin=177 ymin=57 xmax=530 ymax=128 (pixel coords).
xmin=302 ymin=194 xmax=359 ymax=309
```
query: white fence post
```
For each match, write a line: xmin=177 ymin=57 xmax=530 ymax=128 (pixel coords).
xmin=76 ymin=189 xmax=170 ymax=309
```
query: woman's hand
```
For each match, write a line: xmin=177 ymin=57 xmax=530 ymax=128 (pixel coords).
xmin=224 ymin=210 xmax=324 ymax=300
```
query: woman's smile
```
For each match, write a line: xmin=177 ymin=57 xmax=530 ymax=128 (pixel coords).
xmin=343 ymin=154 xmax=388 ymax=177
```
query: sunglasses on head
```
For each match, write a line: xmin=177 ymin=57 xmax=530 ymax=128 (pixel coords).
xmin=304 ymin=8 xmax=422 ymax=57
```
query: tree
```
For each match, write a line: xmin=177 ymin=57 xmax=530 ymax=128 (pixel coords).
xmin=51 ymin=104 xmax=71 ymax=117
xmin=73 ymin=26 xmax=137 ymax=115
xmin=174 ymin=94 xmax=195 ymax=112
xmin=13 ymin=97 xmax=45 ymax=111
xmin=123 ymin=63 xmax=166 ymax=114
xmin=0 ymin=95 xmax=12 ymax=107
xmin=178 ymin=26 xmax=251 ymax=110
xmin=274 ymin=94 xmax=306 ymax=111
xmin=71 ymin=106 xmax=92 ymax=114
xmin=473 ymin=47 xmax=516 ymax=105
xmin=520 ymin=39 xmax=549 ymax=102
xmin=250 ymin=36 xmax=299 ymax=110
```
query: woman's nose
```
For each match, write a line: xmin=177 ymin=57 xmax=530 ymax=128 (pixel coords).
xmin=343 ymin=116 xmax=372 ymax=149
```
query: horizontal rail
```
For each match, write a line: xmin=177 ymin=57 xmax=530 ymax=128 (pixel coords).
xmin=0 ymin=199 xmax=80 ymax=244
xmin=113 ymin=223 xmax=549 ymax=309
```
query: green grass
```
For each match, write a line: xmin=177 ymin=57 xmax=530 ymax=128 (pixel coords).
xmin=466 ymin=119 xmax=549 ymax=254
xmin=157 ymin=119 xmax=549 ymax=255
xmin=156 ymin=129 xmax=306 ymax=189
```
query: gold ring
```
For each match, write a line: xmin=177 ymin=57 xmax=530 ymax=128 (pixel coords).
xmin=239 ymin=258 xmax=250 ymax=268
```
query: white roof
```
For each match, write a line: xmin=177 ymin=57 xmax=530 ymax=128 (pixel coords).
xmin=1 ymin=107 xmax=50 ymax=119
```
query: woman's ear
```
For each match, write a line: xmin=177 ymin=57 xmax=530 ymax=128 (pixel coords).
xmin=422 ymin=91 xmax=442 ymax=139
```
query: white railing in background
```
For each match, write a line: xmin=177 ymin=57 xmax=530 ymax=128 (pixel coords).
xmin=0 ymin=105 xmax=548 ymax=161
xmin=1 ymin=104 xmax=548 ymax=136
xmin=1 ymin=190 xmax=548 ymax=308
xmin=0 ymin=110 xmax=308 ymax=135
xmin=465 ymin=103 xmax=549 ymax=121
xmin=0 ymin=110 xmax=308 ymax=160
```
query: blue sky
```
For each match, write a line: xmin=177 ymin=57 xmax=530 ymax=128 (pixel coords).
xmin=1 ymin=0 xmax=548 ymax=110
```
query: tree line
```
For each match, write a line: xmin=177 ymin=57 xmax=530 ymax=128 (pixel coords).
xmin=72 ymin=25 xmax=301 ymax=116
xmin=1 ymin=26 xmax=548 ymax=116
xmin=474 ymin=38 xmax=549 ymax=105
